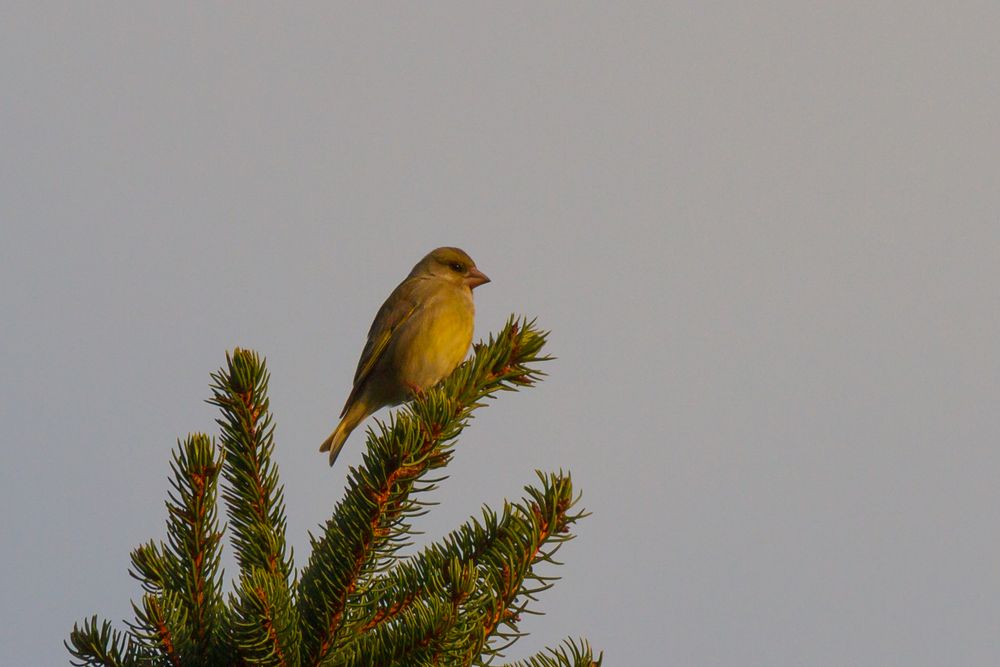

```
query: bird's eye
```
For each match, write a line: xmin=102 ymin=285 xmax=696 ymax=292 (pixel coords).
xmin=449 ymin=262 xmax=465 ymax=273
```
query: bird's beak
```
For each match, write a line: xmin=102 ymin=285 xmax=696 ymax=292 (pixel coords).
xmin=465 ymin=267 xmax=491 ymax=289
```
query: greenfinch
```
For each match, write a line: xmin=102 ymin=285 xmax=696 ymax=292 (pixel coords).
xmin=320 ymin=247 xmax=490 ymax=466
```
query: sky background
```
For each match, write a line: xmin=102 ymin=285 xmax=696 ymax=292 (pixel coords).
xmin=2 ymin=3 xmax=999 ymax=665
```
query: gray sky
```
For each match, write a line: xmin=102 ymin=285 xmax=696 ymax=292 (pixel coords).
xmin=2 ymin=3 xmax=999 ymax=665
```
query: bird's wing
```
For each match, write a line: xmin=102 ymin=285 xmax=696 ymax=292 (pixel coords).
xmin=341 ymin=278 xmax=422 ymax=417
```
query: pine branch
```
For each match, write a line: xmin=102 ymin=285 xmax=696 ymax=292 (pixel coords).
xmin=358 ymin=471 xmax=584 ymax=665
xmin=229 ymin=569 xmax=300 ymax=667
xmin=126 ymin=591 xmax=189 ymax=665
xmin=209 ymin=349 xmax=300 ymax=662
xmin=332 ymin=472 xmax=586 ymax=666
xmin=119 ymin=436 xmax=227 ymax=664
xmin=208 ymin=349 xmax=294 ymax=580
xmin=297 ymin=317 xmax=551 ymax=666
xmin=65 ymin=616 xmax=142 ymax=667
xmin=473 ymin=472 xmax=585 ymax=663
xmin=323 ymin=594 xmax=462 ymax=667
xmin=500 ymin=639 xmax=603 ymax=667
xmin=162 ymin=435 xmax=226 ymax=659
xmin=129 ymin=540 xmax=169 ymax=595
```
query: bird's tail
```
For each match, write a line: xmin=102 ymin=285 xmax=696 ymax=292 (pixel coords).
xmin=319 ymin=401 xmax=369 ymax=466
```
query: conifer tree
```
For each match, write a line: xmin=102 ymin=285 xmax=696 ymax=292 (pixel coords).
xmin=67 ymin=317 xmax=600 ymax=666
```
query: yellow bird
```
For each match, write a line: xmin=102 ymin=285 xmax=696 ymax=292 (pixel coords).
xmin=320 ymin=247 xmax=490 ymax=466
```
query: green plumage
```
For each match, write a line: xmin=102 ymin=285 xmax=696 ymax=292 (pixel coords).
xmin=320 ymin=247 xmax=490 ymax=465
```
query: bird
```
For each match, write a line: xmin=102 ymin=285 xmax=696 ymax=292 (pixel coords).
xmin=320 ymin=247 xmax=490 ymax=466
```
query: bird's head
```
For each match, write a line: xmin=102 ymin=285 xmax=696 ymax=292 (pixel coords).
xmin=412 ymin=247 xmax=490 ymax=289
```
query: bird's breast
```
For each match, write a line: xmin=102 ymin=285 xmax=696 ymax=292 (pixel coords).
xmin=392 ymin=288 xmax=474 ymax=390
